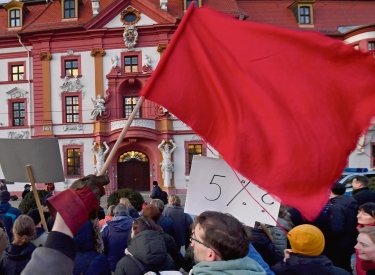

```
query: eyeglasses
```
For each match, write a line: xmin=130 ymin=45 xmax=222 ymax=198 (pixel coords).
xmin=190 ymin=231 xmax=221 ymax=256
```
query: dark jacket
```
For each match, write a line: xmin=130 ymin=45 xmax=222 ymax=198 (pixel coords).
xmin=0 ymin=242 xmax=36 ymax=275
xmin=21 ymin=190 xmax=30 ymax=200
xmin=158 ymin=215 xmax=174 ymax=237
xmin=251 ymin=228 xmax=276 ymax=267
xmin=114 ymin=230 xmax=175 ymax=275
xmin=101 ymin=214 xmax=133 ymax=272
xmin=73 ymin=221 xmax=111 ymax=275
xmin=162 ymin=205 xmax=192 ymax=248
xmin=150 ymin=186 xmax=162 ymax=199
xmin=0 ymin=202 xmax=21 ymax=242
xmin=271 ymin=253 xmax=351 ymax=275
xmin=160 ymin=231 xmax=184 ymax=270
xmin=353 ymin=187 xmax=375 ymax=207
xmin=324 ymin=195 xmax=358 ymax=251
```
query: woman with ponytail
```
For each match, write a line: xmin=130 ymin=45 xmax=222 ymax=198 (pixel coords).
xmin=0 ymin=215 xmax=36 ymax=275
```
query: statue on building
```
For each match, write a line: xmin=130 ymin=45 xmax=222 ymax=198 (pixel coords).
xmin=111 ymin=56 xmax=119 ymax=69
xmin=91 ymin=141 xmax=109 ymax=175
xmin=158 ymin=140 xmax=176 ymax=187
xmin=142 ymin=54 xmax=151 ymax=72
xmin=91 ymin=94 xmax=106 ymax=120
xmin=123 ymin=25 xmax=138 ymax=51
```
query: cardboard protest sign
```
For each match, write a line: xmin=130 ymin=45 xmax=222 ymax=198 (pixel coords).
xmin=185 ymin=156 xmax=280 ymax=226
xmin=0 ymin=138 xmax=65 ymax=183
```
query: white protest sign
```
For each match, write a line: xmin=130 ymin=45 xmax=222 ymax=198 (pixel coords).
xmin=185 ymin=156 xmax=280 ymax=226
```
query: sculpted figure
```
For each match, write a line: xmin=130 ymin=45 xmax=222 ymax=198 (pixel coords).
xmin=111 ymin=56 xmax=119 ymax=69
xmin=158 ymin=140 xmax=176 ymax=180
xmin=91 ymin=141 xmax=110 ymax=175
xmin=91 ymin=94 xmax=106 ymax=120
xmin=123 ymin=25 xmax=138 ymax=51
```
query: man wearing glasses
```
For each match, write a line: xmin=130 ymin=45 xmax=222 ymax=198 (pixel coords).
xmin=190 ymin=211 xmax=266 ymax=275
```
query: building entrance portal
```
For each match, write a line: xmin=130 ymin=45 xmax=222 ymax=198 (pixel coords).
xmin=117 ymin=151 xmax=150 ymax=191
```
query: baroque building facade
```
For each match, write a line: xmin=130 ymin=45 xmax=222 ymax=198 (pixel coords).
xmin=0 ymin=0 xmax=374 ymax=195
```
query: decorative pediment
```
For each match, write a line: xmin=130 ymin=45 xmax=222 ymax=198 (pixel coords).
xmin=6 ymin=87 xmax=28 ymax=103
xmin=63 ymin=139 xmax=84 ymax=146
xmin=59 ymin=76 xmax=85 ymax=99
xmin=62 ymin=50 xmax=81 ymax=56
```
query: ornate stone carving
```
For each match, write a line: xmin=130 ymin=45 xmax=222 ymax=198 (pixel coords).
xmin=91 ymin=95 xmax=108 ymax=120
xmin=90 ymin=48 xmax=106 ymax=57
xmin=142 ymin=55 xmax=152 ymax=72
xmin=8 ymin=131 xmax=29 ymax=139
xmin=39 ymin=52 xmax=52 ymax=61
xmin=62 ymin=50 xmax=80 ymax=56
xmin=158 ymin=140 xmax=176 ymax=186
xmin=91 ymin=141 xmax=109 ymax=175
xmin=123 ymin=25 xmax=138 ymax=51
xmin=157 ymin=44 xmax=167 ymax=53
xmin=6 ymin=87 xmax=28 ymax=102
xmin=59 ymin=76 xmax=85 ymax=99
xmin=111 ymin=56 xmax=119 ymax=69
xmin=120 ymin=6 xmax=141 ymax=25
xmin=63 ymin=124 xmax=83 ymax=131
xmin=155 ymin=105 xmax=169 ymax=118
xmin=43 ymin=126 xmax=52 ymax=131
xmin=110 ymin=119 xmax=155 ymax=131
xmin=63 ymin=139 xmax=84 ymax=146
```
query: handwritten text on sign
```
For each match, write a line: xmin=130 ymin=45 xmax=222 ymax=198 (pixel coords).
xmin=185 ymin=156 xmax=280 ymax=226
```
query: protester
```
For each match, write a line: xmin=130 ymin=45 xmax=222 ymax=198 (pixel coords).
xmin=321 ymin=182 xmax=358 ymax=272
xmin=189 ymin=211 xmax=265 ymax=275
xmin=163 ymin=195 xmax=192 ymax=250
xmin=251 ymin=222 xmax=276 ymax=266
xmin=22 ymin=185 xmax=31 ymax=200
xmin=0 ymin=220 xmax=7 ymax=255
xmin=73 ymin=220 xmax=111 ymax=275
xmin=101 ymin=204 xmax=133 ymax=272
xmin=150 ymin=181 xmax=162 ymax=200
xmin=271 ymin=224 xmax=351 ymax=275
xmin=355 ymin=226 xmax=375 ymax=275
xmin=22 ymin=174 xmax=110 ymax=275
xmin=0 ymin=190 xmax=22 ymax=243
xmin=119 ymin=198 xmax=139 ymax=219
xmin=352 ymin=176 xmax=375 ymax=207
xmin=98 ymin=205 xmax=115 ymax=229
xmin=27 ymin=209 xmax=49 ymax=247
xmin=142 ymin=204 xmax=184 ymax=270
xmin=139 ymin=202 xmax=148 ymax=216
xmin=150 ymin=199 xmax=174 ymax=236
xmin=356 ymin=203 xmax=375 ymax=275
xmin=0 ymin=215 xmax=37 ymax=275
xmin=114 ymin=217 xmax=176 ymax=275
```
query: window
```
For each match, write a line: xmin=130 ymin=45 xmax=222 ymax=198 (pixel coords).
xmin=65 ymin=60 xmax=78 ymax=77
xmin=299 ymin=6 xmax=310 ymax=24
xmin=185 ymin=141 xmax=207 ymax=175
xmin=65 ymin=96 xmax=79 ymax=123
xmin=368 ymin=42 xmax=375 ymax=51
xmin=12 ymin=102 xmax=25 ymax=126
xmin=11 ymin=65 xmax=24 ymax=81
xmin=124 ymin=56 xmax=138 ymax=73
xmin=64 ymin=0 xmax=75 ymax=18
xmin=66 ymin=148 xmax=81 ymax=176
xmin=62 ymin=92 xmax=81 ymax=123
xmin=124 ymin=97 xmax=140 ymax=118
xmin=10 ymin=9 xmax=20 ymax=27
xmin=183 ymin=0 xmax=201 ymax=9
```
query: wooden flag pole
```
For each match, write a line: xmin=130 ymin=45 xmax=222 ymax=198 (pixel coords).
xmin=26 ymin=165 xmax=49 ymax=232
xmin=98 ymin=96 xmax=145 ymax=176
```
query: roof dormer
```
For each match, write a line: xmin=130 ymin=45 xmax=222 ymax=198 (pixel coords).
xmin=183 ymin=0 xmax=201 ymax=11
xmin=3 ymin=0 xmax=28 ymax=29
xmin=61 ymin=0 xmax=82 ymax=20
xmin=288 ymin=0 xmax=315 ymax=28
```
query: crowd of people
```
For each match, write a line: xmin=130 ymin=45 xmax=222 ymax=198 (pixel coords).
xmin=0 ymin=175 xmax=375 ymax=275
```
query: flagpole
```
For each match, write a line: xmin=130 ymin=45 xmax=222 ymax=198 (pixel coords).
xmin=98 ymin=96 xmax=145 ymax=176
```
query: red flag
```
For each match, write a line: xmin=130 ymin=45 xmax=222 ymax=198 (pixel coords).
xmin=140 ymin=5 xmax=375 ymax=220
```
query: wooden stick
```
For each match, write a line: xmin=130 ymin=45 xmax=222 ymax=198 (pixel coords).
xmin=26 ymin=165 xmax=48 ymax=232
xmin=98 ymin=96 xmax=145 ymax=176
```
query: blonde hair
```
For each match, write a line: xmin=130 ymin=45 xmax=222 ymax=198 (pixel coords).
xmin=119 ymin=197 xmax=132 ymax=208
xmin=12 ymin=215 xmax=36 ymax=246
xmin=169 ymin=195 xmax=181 ymax=206
xmin=359 ymin=226 xmax=375 ymax=245
xmin=107 ymin=205 xmax=115 ymax=216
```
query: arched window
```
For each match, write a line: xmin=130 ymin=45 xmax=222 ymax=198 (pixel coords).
xmin=118 ymin=151 xmax=149 ymax=162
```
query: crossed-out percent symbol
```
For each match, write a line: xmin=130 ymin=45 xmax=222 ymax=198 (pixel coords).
xmin=204 ymin=175 xmax=274 ymax=206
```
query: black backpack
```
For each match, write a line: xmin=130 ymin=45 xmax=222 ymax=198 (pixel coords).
xmin=159 ymin=191 xmax=168 ymax=205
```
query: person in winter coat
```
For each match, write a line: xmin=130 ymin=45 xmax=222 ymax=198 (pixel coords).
xmin=271 ymin=224 xmax=351 ymax=275
xmin=149 ymin=181 xmax=162 ymax=200
xmin=150 ymin=199 xmax=175 ymax=237
xmin=99 ymin=205 xmax=115 ymax=229
xmin=355 ymin=226 xmax=375 ymax=275
xmin=352 ymin=176 xmax=375 ymax=207
xmin=0 ymin=215 xmax=36 ymax=275
xmin=142 ymin=204 xmax=184 ymax=270
xmin=322 ymin=182 xmax=358 ymax=272
xmin=114 ymin=217 xmax=176 ymax=275
xmin=119 ymin=198 xmax=139 ymax=219
xmin=101 ymin=204 xmax=134 ymax=272
xmin=27 ymin=209 xmax=49 ymax=247
xmin=0 ymin=191 xmax=21 ymax=244
xmin=356 ymin=202 xmax=375 ymax=275
xmin=162 ymin=195 xmax=192 ymax=250
xmin=73 ymin=220 xmax=111 ymax=275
